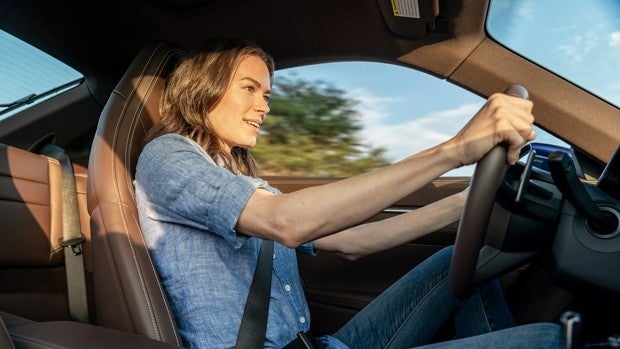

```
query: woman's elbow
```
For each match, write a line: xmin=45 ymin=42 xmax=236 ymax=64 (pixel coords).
xmin=336 ymin=251 xmax=362 ymax=261
xmin=264 ymin=216 xmax=310 ymax=248
xmin=275 ymin=232 xmax=306 ymax=249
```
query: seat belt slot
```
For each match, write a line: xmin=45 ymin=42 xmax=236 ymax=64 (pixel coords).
xmin=59 ymin=234 xmax=86 ymax=256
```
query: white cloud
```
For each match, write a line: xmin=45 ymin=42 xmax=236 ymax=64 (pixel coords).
xmin=346 ymin=88 xmax=400 ymax=124
xmin=554 ymin=22 xmax=609 ymax=63
xmin=358 ymin=102 xmax=481 ymax=163
xmin=555 ymin=32 xmax=602 ymax=63
xmin=604 ymin=80 xmax=620 ymax=106
xmin=332 ymin=81 xmax=487 ymax=176
xmin=610 ymin=32 xmax=620 ymax=47
xmin=516 ymin=3 xmax=535 ymax=21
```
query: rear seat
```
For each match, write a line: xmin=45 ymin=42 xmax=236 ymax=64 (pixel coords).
xmin=0 ymin=144 xmax=180 ymax=347
xmin=0 ymin=142 xmax=92 ymax=321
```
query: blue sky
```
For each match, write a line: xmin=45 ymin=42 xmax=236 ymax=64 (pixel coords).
xmin=1 ymin=0 xmax=618 ymax=175
xmin=487 ymin=0 xmax=620 ymax=105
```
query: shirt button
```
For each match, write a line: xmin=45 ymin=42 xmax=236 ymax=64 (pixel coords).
xmin=273 ymin=253 xmax=276 ymax=259
xmin=284 ymin=284 xmax=291 ymax=292
xmin=299 ymin=316 xmax=306 ymax=324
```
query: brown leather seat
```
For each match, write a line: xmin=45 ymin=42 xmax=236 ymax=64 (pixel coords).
xmin=87 ymin=42 xmax=184 ymax=346
xmin=0 ymin=143 xmax=67 ymax=321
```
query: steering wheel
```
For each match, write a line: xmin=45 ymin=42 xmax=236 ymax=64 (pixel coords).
xmin=449 ymin=85 xmax=529 ymax=299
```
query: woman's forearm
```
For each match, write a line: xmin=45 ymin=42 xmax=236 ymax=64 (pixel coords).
xmin=238 ymin=93 xmax=534 ymax=247
xmin=238 ymin=141 xmax=460 ymax=247
xmin=313 ymin=190 xmax=467 ymax=260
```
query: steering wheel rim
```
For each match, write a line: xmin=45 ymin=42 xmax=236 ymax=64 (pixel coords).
xmin=450 ymin=145 xmax=507 ymax=299
xmin=449 ymin=85 xmax=528 ymax=299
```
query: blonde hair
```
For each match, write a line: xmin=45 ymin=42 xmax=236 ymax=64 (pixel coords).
xmin=145 ymin=38 xmax=275 ymax=176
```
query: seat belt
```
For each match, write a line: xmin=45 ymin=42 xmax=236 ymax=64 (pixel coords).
xmin=39 ymin=143 xmax=89 ymax=323
xmin=235 ymin=239 xmax=274 ymax=349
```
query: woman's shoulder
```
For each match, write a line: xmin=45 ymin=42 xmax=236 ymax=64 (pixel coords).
xmin=144 ymin=133 xmax=199 ymax=151
xmin=143 ymin=133 xmax=213 ymax=159
xmin=138 ymin=133 xmax=219 ymax=172
xmin=136 ymin=133 xmax=224 ymax=187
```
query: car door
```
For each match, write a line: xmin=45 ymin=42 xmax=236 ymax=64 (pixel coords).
xmin=267 ymin=175 xmax=469 ymax=335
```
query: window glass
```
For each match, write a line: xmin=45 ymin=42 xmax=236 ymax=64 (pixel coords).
xmin=487 ymin=0 xmax=620 ymax=108
xmin=254 ymin=62 xmax=567 ymax=177
xmin=0 ymin=29 xmax=83 ymax=120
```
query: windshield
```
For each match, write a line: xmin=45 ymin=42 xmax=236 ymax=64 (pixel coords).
xmin=487 ymin=0 xmax=620 ymax=108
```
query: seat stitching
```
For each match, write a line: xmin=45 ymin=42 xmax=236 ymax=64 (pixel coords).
xmin=110 ymin=45 xmax=162 ymax=341
xmin=124 ymin=47 xmax=183 ymax=345
xmin=109 ymin=43 xmax=182 ymax=345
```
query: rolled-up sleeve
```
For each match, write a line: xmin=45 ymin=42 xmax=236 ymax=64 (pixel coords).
xmin=135 ymin=134 xmax=262 ymax=248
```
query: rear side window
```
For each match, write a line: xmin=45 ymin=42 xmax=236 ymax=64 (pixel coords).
xmin=0 ymin=29 xmax=83 ymax=121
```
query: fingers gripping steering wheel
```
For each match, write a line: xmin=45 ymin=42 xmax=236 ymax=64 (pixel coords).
xmin=449 ymin=85 xmax=529 ymax=299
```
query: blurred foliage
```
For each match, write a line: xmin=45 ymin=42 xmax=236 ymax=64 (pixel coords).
xmin=253 ymin=75 xmax=390 ymax=176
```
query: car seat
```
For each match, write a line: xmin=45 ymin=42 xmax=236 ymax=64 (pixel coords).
xmin=87 ymin=42 xmax=184 ymax=346
xmin=0 ymin=143 xmax=88 ymax=321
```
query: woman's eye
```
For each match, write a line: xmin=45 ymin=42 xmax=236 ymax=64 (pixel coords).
xmin=244 ymin=85 xmax=255 ymax=92
xmin=263 ymin=95 xmax=270 ymax=102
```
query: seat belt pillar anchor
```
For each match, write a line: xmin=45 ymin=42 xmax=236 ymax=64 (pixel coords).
xmin=59 ymin=234 xmax=85 ymax=256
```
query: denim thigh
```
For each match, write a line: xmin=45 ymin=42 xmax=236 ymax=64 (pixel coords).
xmin=333 ymin=246 xmax=458 ymax=349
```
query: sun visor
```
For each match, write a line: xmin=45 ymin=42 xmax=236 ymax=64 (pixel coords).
xmin=377 ymin=0 xmax=439 ymax=38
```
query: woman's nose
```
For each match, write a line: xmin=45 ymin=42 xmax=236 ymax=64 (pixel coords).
xmin=256 ymin=96 xmax=270 ymax=114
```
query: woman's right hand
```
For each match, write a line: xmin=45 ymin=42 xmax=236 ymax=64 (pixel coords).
xmin=444 ymin=92 xmax=536 ymax=168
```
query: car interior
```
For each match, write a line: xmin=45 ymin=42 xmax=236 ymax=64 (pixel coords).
xmin=0 ymin=0 xmax=619 ymax=348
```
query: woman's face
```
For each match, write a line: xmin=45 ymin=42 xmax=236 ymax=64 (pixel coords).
xmin=207 ymin=55 xmax=271 ymax=153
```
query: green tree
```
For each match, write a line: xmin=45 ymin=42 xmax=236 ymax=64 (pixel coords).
xmin=252 ymin=75 xmax=390 ymax=176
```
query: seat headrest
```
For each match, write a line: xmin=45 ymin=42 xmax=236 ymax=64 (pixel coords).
xmin=87 ymin=43 xmax=184 ymax=213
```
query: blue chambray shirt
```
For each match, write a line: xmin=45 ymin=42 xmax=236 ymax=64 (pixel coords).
xmin=135 ymin=134 xmax=347 ymax=349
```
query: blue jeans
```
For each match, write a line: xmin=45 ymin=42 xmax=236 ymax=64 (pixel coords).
xmin=332 ymin=246 xmax=561 ymax=348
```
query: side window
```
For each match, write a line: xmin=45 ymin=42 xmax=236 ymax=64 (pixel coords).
xmin=253 ymin=62 xmax=567 ymax=177
xmin=0 ymin=29 xmax=83 ymax=120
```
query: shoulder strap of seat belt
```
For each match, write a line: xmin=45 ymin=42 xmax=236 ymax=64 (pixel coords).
xmin=235 ymin=239 xmax=274 ymax=349
xmin=39 ymin=143 xmax=89 ymax=323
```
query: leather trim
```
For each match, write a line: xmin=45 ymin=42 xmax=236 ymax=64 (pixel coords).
xmin=9 ymin=320 xmax=178 ymax=349
xmin=0 ymin=144 xmax=63 ymax=267
xmin=0 ymin=315 xmax=16 ymax=349
xmin=87 ymin=42 xmax=183 ymax=346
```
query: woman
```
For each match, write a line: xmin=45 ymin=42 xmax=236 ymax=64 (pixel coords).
xmin=134 ymin=38 xmax=560 ymax=348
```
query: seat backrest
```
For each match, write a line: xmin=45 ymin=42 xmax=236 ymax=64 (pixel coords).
xmin=0 ymin=144 xmax=65 ymax=320
xmin=0 ymin=142 xmax=92 ymax=322
xmin=87 ymin=42 xmax=184 ymax=346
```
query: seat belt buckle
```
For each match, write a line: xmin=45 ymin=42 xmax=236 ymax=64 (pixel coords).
xmin=59 ymin=234 xmax=86 ymax=256
xmin=561 ymin=311 xmax=582 ymax=349
xmin=283 ymin=331 xmax=325 ymax=349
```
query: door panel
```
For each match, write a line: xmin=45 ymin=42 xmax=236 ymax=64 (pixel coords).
xmin=265 ymin=176 xmax=470 ymax=334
